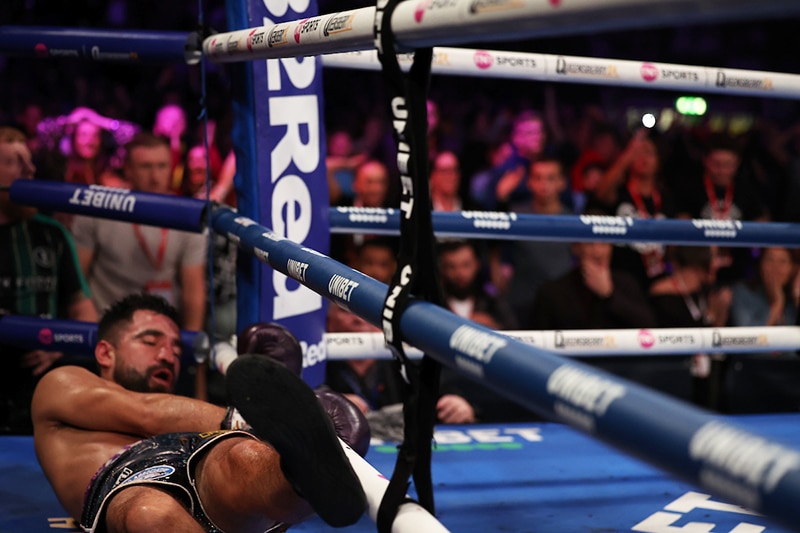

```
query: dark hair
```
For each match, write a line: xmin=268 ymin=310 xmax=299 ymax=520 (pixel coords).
xmin=358 ymin=236 xmax=398 ymax=257
xmin=124 ymin=132 xmax=170 ymax=165
xmin=437 ymin=238 xmax=478 ymax=259
xmin=98 ymin=293 xmax=182 ymax=344
xmin=704 ymin=133 xmax=740 ymax=156
xmin=669 ymin=245 xmax=712 ymax=272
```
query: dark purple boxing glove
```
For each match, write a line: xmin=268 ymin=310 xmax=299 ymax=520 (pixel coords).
xmin=315 ymin=388 xmax=371 ymax=457
xmin=237 ymin=322 xmax=303 ymax=377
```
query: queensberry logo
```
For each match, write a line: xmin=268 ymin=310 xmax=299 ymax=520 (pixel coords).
xmin=711 ymin=330 xmax=766 ymax=348
xmin=716 ymin=71 xmax=774 ymax=91
xmin=267 ymin=26 xmax=289 ymax=47
xmin=468 ymin=0 xmax=524 ymax=14
xmin=323 ymin=13 xmax=355 ymax=37
xmin=556 ymin=57 xmax=619 ymax=78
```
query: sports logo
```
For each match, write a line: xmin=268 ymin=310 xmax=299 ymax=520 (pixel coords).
xmin=638 ymin=329 xmax=655 ymax=348
xmin=38 ymin=328 xmax=53 ymax=345
xmin=640 ymin=63 xmax=658 ymax=82
xmin=473 ymin=50 xmax=494 ymax=70
xmin=294 ymin=18 xmax=320 ymax=44
xmin=246 ymin=29 xmax=265 ymax=51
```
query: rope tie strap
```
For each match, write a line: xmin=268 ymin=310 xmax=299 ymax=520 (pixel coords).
xmin=373 ymin=1 xmax=443 ymax=531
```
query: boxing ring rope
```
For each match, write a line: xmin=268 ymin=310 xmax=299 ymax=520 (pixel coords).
xmin=324 ymin=47 xmax=800 ymax=100
xmin=331 ymin=206 xmax=800 ymax=246
xmin=4 ymin=28 xmax=799 ymax=101
xmin=11 ymin=180 xmax=800 ymax=248
xmin=4 ymin=311 xmax=797 ymax=361
xmin=327 ymin=327 xmax=800 ymax=359
xmin=198 ymin=0 xmax=800 ymax=63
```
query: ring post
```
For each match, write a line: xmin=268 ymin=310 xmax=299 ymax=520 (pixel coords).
xmin=225 ymin=0 xmax=330 ymax=388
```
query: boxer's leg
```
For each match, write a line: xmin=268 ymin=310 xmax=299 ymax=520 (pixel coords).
xmin=105 ymin=485 xmax=204 ymax=533
xmin=226 ymin=354 xmax=367 ymax=528
xmin=194 ymin=436 xmax=310 ymax=532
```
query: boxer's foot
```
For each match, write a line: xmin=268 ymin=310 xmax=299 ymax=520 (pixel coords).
xmin=226 ymin=354 xmax=367 ymax=527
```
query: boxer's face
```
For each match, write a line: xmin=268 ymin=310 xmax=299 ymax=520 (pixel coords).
xmin=108 ymin=310 xmax=182 ymax=393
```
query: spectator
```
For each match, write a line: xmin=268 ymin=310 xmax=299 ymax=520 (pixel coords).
xmin=0 ymin=126 xmax=98 ymax=434
xmin=152 ymin=103 xmax=188 ymax=193
xmin=70 ymin=133 xmax=207 ymax=396
xmin=590 ymin=130 xmax=676 ymax=291
xmin=326 ymin=239 xmax=476 ymax=431
xmin=325 ymin=129 xmax=367 ymax=206
xmin=31 ymin=293 xmax=368 ymax=531
xmin=468 ymin=139 xmax=512 ymax=210
xmin=675 ymin=134 xmax=769 ymax=285
xmin=648 ymin=245 xmax=731 ymax=407
xmin=530 ymin=239 xmax=656 ymax=330
xmin=481 ymin=110 xmax=547 ymax=210
xmin=181 ymin=144 xmax=238 ymax=343
xmin=36 ymin=106 xmax=138 ymax=186
xmin=730 ymin=247 xmax=797 ymax=327
xmin=491 ymin=156 xmax=574 ymax=326
xmin=438 ymin=239 xmax=517 ymax=330
xmin=430 ymin=150 xmax=469 ymax=212
xmin=330 ymin=159 xmax=391 ymax=266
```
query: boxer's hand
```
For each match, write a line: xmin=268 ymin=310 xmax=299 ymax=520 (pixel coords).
xmin=220 ymin=406 xmax=253 ymax=431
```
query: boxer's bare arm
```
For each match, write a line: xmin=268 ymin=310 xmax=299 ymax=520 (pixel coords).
xmin=32 ymin=366 xmax=226 ymax=436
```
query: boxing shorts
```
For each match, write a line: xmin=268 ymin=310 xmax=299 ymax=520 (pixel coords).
xmin=80 ymin=430 xmax=284 ymax=533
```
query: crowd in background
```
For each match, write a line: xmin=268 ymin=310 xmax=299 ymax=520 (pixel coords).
xmin=3 ymin=2 xmax=800 ymax=433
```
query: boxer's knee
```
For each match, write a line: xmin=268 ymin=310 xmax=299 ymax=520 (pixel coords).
xmin=106 ymin=485 xmax=199 ymax=533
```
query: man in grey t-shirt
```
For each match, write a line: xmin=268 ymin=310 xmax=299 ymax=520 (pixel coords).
xmin=72 ymin=132 xmax=206 ymax=340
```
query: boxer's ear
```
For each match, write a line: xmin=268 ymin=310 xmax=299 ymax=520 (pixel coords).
xmin=95 ymin=339 xmax=115 ymax=370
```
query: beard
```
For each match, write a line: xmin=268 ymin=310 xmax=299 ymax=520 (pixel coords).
xmin=442 ymin=278 xmax=479 ymax=300
xmin=113 ymin=363 xmax=172 ymax=393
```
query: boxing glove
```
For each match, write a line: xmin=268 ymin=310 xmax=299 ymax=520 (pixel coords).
xmin=237 ymin=322 xmax=303 ymax=377
xmin=315 ymin=387 xmax=371 ymax=457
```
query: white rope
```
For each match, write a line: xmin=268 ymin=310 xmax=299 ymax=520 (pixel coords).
xmin=202 ymin=0 xmax=800 ymax=64
xmin=325 ymin=326 xmax=800 ymax=359
xmin=323 ymin=47 xmax=800 ymax=100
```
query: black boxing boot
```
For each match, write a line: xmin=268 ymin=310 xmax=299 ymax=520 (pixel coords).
xmin=226 ymin=354 xmax=367 ymax=528
xmin=237 ymin=322 xmax=303 ymax=377
xmin=315 ymin=387 xmax=371 ymax=458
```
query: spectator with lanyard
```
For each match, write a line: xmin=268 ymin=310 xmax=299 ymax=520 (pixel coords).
xmin=588 ymin=129 xmax=676 ymax=292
